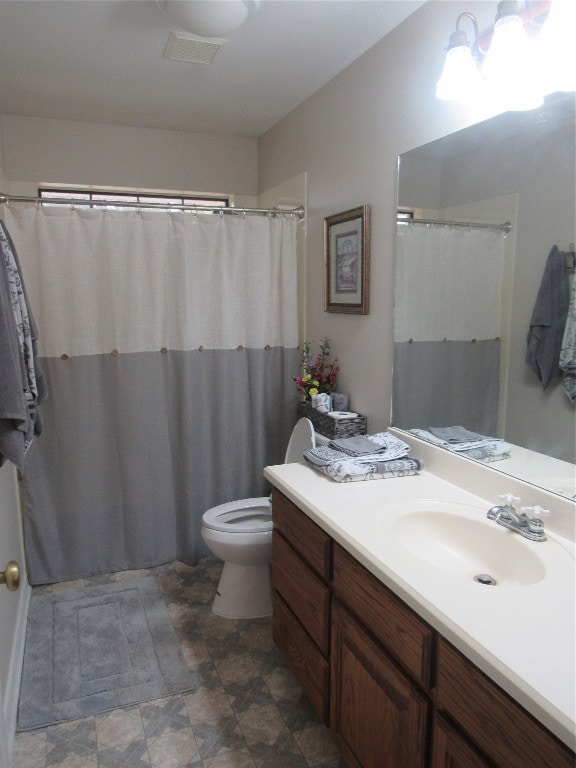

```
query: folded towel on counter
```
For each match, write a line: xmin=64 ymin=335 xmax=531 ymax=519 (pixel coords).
xmin=329 ymin=432 xmax=411 ymax=460
xmin=304 ymin=432 xmax=421 ymax=482
xmin=329 ymin=435 xmax=385 ymax=455
xmin=410 ymin=429 xmax=511 ymax=463
xmin=428 ymin=426 xmax=485 ymax=443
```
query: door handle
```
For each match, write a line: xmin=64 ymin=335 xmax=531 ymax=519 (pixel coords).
xmin=0 ymin=560 xmax=20 ymax=591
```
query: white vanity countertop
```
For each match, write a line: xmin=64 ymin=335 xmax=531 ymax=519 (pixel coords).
xmin=263 ymin=461 xmax=576 ymax=751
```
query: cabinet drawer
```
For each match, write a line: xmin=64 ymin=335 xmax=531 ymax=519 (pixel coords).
xmin=272 ymin=489 xmax=332 ymax=581
xmin=272 ymin=591 xmax=330 ymax=723
xmin=333 ymin=543 xmax=433 ymax=689
xmin=436 ymin=638 xmax=575 ymax=768
xmin=272 ymin=530 xmax=331 ymax=654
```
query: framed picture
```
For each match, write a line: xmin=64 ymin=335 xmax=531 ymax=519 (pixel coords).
xmin=324 ymin=205 xmax=370 ymax=314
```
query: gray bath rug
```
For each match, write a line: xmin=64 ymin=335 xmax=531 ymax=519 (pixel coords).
xmin=17 ymin=577 xmax=195 ymax=731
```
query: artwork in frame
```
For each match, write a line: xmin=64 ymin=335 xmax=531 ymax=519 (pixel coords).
xmin=324 ymin=205 xmax=370 ymax=314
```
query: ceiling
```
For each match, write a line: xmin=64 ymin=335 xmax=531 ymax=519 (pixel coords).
xmin=0 ymin=0 xmax=425 ymax=138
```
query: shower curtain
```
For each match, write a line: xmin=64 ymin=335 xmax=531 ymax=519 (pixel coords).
xmin=5 ymin=205 xmax=299 ymax=584
xmin=393 ymin=224 xmax=505 ymax=435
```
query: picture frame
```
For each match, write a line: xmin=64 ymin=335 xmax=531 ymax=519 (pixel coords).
xmin=324 ymin=205 xmax=370 ymax=314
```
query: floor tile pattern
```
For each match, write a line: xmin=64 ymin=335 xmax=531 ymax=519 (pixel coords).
xmin=15 ymin=559 xmax=347 ymax=768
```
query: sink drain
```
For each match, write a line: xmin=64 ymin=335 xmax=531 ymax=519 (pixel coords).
xmin=474 ymin=573 xmax=497 ymax=586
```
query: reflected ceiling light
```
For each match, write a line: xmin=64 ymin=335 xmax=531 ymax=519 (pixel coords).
xmin=436 ymin=0 xmax=573 ymax=112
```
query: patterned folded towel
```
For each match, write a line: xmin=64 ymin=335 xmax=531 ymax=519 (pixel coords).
xmin=304 ymin=431 xmax=420 ymax=482
xmin=329 ymin=432 xmax=411 ymax=460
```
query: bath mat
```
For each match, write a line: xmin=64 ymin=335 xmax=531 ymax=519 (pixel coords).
xmin=17 ymin=577 xmax=195 ymax=730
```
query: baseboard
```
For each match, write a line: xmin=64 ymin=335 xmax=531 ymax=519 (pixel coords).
xmin=3 ymin=577 xmax=31 ymax=762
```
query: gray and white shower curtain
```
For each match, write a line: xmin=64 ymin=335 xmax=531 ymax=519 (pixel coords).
xmin=5 ymin=206 xmax=299 ymax=584
xmin=393 ymin=224 xmax=505 ymax=435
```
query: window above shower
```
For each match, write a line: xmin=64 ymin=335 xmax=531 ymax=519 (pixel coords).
xmin=38 ymin=188 xmax=230 ymax=212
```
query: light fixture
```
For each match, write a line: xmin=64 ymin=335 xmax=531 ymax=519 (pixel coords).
xmin=482 ymin=1 xmax=543 ymax=111
xmin=538 ymin=0 xmax=576 ymax=93
xmin=435 ymin=13 xmax=484 ymax=102
xmin=436 ymin=0 xmax=574 ymax=112
xmin=165 ymin=1 xmax=256 ymax=38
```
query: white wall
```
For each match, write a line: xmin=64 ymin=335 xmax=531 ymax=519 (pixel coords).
xmin=258 ymin=0 xmax=500 ymax=432
xmin=1 ymin=114 xmax=258 ymax=199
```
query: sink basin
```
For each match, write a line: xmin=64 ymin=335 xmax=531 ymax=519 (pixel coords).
xmin=379 ymin=500 xmax=548 ymax=586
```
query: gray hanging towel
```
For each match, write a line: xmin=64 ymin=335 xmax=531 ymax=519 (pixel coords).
xmin=0 ymin=221 xmax=47 ymax=470
xmin=525 ymin=246 xmax=570 ymax=389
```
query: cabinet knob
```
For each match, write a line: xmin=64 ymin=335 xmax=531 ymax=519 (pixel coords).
xmin=0 ymin=560 xmax=20 ymax=591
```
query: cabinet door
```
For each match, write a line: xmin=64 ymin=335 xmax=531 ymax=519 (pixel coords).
xmin=331 ymin=601 xmax=429 ymax=768
xmin=431 ymin=715 xmax=493 ymax=768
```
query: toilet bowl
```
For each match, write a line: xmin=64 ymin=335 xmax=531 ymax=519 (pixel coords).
xmin=201 ymin=417 xmax=315 ymax=618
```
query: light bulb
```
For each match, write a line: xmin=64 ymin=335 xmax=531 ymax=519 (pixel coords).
xmin=483 ymin=13 xmax=544 ymax=111
xmin=538 ymin=0 xmax=576 ymax=94
xmin=436 ymin=45 xmax=482 ymax=102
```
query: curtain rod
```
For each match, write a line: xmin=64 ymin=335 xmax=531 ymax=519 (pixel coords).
xmin=397 ymin=216 xmax=512 ymax=233
xmin=0 ymin=193 xmax=305 ymax=219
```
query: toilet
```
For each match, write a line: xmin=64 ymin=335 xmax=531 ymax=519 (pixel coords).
xmin=201 ymin=417 xmax=315 ymax=619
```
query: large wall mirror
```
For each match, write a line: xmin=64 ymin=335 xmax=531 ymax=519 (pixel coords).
xmin=393 ymin=92 xmax=575 ymax=499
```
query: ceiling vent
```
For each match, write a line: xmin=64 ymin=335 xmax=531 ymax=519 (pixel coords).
xmin=163 ymin=31 xmax=226 ymax=65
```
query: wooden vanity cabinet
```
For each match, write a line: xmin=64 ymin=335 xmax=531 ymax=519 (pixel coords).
xmin=270 ymin=490 xmax=575 ymax=768
xmin=431 ymin=714 xmax=494 ymax=768
xmin=331 ymin=600 xmax=430 ymax=768
xmin=435 ymin=638 xmax=575 ymax=768
xmin=271 ymin=489 xmax=332 ymax=723
xmin=331 ymin=544 xmax=433 ymax=768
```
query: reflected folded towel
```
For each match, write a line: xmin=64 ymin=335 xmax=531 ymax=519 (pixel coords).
xmin=410 ymin=429 xmax=511 ymax=463
xmin=428 ymin=426 xmax=485 ymax=443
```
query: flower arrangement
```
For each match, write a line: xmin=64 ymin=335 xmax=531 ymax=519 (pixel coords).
xmin=293 ymin=338 xmax=339 ymax=401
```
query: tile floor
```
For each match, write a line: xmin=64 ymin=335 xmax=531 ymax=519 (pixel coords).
xmin=14 ymin=558 xmax=347 ymax=768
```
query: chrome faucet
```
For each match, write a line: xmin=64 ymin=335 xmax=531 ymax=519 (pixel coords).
xmin=487 ymin=494 xmax=548 ymax=542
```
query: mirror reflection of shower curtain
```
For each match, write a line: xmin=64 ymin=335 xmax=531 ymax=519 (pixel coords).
xmin=393 ymin=224 xmax=505 ymax=435
xmin=5 ymin=206 xmax=299 ymax=584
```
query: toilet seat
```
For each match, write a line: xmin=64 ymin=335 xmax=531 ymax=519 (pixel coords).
xmin=202 ymin=497 xmax=272 ymax=534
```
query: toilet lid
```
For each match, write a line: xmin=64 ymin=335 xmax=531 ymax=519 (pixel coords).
xmin=202 ymin=497 xmax=273 ymax=533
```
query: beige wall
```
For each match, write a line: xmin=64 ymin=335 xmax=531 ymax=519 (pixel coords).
xmin=1 ymin=114 xmax=258 ymax=199
xmin=258 ymin=1 xmax=499 ymax=432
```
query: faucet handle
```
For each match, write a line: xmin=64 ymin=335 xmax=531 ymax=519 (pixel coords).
xmin=521 ymin=505 xmax=549 ymax=538
xmin=520 ymin=505 xmax=550 ymax=519
xmin=498 ymin=493 xmax=521 ymax=508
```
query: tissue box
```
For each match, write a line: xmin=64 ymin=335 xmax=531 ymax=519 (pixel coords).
xmin=297 ymin=402 xmax=367 ymax=439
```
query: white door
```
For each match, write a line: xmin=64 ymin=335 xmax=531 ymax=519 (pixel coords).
xmin=0 ymin=464 xmax=31 ymax=768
